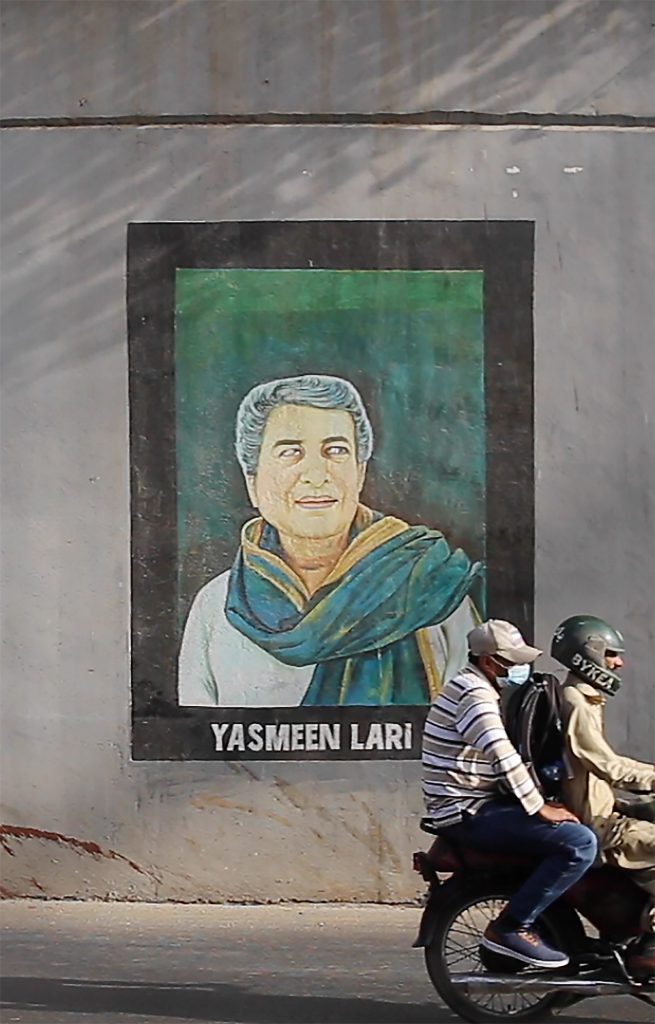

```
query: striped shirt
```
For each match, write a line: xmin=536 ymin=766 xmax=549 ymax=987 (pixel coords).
xmin=422 ymin=663 xmax=545 ymax=829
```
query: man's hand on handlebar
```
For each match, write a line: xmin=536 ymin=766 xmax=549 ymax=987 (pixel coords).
xmin=537 ymin=802 xmax=580 ymax=825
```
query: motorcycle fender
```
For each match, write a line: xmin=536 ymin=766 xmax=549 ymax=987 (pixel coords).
xmin=412 ymin=878 xmax=461 ymax=949
xmin=412 ymin=903 xmax=439 ymax=948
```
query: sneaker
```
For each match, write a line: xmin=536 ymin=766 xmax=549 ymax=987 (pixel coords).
xmin=626 ymin=934 xmax=655 ymax=979
xmin=481 ymin=920 xmax=570 ymax=969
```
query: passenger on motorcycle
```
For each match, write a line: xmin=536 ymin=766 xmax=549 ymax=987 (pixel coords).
xmin=553 ymin=615 xmax=655 ymax=977
xmin=422 ymin=619 xmax=598 ymax=970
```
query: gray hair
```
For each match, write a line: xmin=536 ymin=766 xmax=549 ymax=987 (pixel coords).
xmin=235 ymin=374 xmax=374 ymax=476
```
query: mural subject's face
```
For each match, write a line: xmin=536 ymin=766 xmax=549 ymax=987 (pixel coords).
xmin=246 ymin=403 xmax=367 ymax=541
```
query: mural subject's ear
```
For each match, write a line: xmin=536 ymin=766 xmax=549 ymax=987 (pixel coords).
xmin=245 ymin=475 xmax=259 ymax=508
xmin=357 ymin=462 xmax=367 ymax=493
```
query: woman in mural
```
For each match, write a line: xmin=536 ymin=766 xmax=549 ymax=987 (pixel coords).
xmin=178 ymin=374 xmax=482 ymax=707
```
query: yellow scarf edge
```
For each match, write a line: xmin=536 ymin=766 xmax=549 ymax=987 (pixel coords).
xmin=240 ymin=506 xmax=410 ymax=606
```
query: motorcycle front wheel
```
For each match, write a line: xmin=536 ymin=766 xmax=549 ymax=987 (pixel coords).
xmin=424 ymin=879 xmax=585 ymax=1023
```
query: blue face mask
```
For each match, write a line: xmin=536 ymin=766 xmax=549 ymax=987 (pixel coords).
xmin=502 ymin=663 xmax=531 ymax=687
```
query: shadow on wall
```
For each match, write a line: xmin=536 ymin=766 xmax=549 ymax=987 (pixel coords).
xmin=0 ymin=0 xmax=652 ymax=389
xmin=1 ymin=0 xmax=653 ymax=118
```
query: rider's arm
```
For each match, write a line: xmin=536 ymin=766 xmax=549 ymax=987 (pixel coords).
xmin=455 ymin=687 xmax=545 ymax=815
xmin=565 ymin=695 xmax=655 ymax=792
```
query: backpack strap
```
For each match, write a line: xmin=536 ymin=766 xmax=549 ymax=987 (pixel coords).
xmin=518 ymin=683 xmax=542 ymax=790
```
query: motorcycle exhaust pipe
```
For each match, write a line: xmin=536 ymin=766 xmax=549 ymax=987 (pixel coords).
xmin=452 ymin=974 xmax=634 ymax=996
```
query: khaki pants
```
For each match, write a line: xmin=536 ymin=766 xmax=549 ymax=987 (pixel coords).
xmin=603 ymin=815 xmax=655 ymax=931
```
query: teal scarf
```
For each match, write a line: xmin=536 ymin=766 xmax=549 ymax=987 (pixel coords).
xmin=225 ymin=507 xmax=482 ymax=706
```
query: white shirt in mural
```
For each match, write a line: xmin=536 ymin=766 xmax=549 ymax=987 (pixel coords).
xmin=178 ymin=572 xmax=477 ymax=708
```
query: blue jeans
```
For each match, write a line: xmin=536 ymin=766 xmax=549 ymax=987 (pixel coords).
xmin=443 ymin=801 xmax=598 ymax=927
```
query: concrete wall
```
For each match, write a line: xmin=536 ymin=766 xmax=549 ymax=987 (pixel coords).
xmin=2 ymin=0 xmax=654 ymax=117
xmin=1 ymin=0 xmax=653 ymax=901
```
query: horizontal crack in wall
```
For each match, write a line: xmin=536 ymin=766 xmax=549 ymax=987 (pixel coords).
xmin=2 ymin=110 xmax=654 ymax=130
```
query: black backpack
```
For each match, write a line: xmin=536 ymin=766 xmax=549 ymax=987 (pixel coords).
xmin=502 ymin=672 xmax=570 ymax=799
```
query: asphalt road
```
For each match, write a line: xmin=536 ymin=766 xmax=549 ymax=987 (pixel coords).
xmin=1 ymin=901 xmax=652 ymax=1024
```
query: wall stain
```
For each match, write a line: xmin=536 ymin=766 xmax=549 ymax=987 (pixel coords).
xmin=227 ymin=762 xmax=260 ymax=783
xmin=359 ymin=799 xmax=404 ymax=876
xmin=0 ymin=824 xmax=161 ymax=884
xmin=271 ymin=779 xmax=331 ymax=842
xmin=190 ymin=794 xmax=293 ymax=827
xmin=273 ymin=778 xmax=311 ymax=812
xmin=273 ymin=779 xmax=382 ymax=854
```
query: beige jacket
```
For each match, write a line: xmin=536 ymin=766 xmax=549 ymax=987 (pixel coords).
xmin=561 ymin=674 xmax=655 ymax=860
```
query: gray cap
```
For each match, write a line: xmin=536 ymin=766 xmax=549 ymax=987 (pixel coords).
xmin=468 ymin=619 xmax=542 ymax=664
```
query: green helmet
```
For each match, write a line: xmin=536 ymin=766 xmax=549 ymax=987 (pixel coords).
xmin=550 ymin=615 xmax=625 ymax=696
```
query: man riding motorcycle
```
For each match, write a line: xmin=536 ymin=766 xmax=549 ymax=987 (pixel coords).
xmin=552 ymin=615 xmax=655 ymax=977
xmin=422 ymin=619 xmax=598 ymax=970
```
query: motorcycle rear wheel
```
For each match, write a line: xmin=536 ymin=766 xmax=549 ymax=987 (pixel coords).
xmin=424 ymin=879 xmax=585 ymax=1023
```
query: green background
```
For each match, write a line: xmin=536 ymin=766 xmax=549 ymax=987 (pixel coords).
xmin=175 ymin=269 xmax=486 ymax=618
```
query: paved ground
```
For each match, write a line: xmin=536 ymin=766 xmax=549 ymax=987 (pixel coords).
xmin=1 ymin=900 xmax=652 ymax=1024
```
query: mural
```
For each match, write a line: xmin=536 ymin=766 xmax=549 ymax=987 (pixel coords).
xmin=128 ymin=221 xmax=534 ymax=760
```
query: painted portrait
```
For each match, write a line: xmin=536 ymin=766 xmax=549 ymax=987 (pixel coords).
xmin=128 ymin=221 xmax=534 ymax=759
xmin=178 ymin=371 xmax=482 ymax=708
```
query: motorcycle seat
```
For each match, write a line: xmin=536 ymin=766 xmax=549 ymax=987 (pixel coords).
xmin=417 ymin=835 xmax=535 ymax=875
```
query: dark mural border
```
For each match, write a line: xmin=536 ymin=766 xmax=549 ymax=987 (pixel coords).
xmin=127 ymin=220 xmax=535 ymax=761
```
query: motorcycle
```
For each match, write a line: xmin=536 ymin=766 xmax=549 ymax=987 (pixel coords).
xmin=413 ymin=820 xmax=654 ymax=1023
